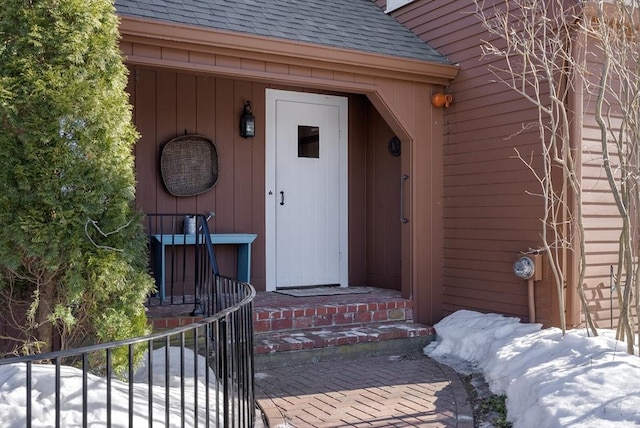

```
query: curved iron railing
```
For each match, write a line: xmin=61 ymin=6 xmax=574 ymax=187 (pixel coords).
xmin=145 ymin=213 xmax=221 ymax=310
xmin=0 ymin=214 xmax=256 ymax=427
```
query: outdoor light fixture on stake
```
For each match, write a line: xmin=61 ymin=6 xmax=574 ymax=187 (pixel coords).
xmin=240 ymin=101 xmax=255 ymax=138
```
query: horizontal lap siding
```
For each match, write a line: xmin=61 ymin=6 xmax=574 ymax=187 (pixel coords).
xmin=393 ymin=0 xmax=552 ymax=324
xmin=581 ymin=43 xmax=624 ymax=328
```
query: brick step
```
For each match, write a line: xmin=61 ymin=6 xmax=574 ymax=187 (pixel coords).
xmin=148 ymin=304 xmax=414 ymax=332
xmin=253 ymin=298 xmax=414 ymax=333
xmin=150 ymin=315 xmax=202 ymax=330
xmin=146 ymin=302 xmax=201 ymax=330
xmin=254 ymin=321 xmax=433 ymax=354
xmin=254 ymin=322 xmax=435 ymax=369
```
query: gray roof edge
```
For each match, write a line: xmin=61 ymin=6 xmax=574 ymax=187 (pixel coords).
xmin=114 ymin=0 xmax=451 ymax=66
xmin=117 ymin=12 xmax=458 ymax=82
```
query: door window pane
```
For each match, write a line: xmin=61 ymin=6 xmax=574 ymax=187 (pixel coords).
xmin=298 ymin=125 xmax=319 ymax=158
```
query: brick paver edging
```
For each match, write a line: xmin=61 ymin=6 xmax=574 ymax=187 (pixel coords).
xmin=434 ymin=360 xmax=475 ymax=427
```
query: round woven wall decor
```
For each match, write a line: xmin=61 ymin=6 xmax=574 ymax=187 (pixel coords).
xmin=160 ymin=134 xmax=218 ymax=197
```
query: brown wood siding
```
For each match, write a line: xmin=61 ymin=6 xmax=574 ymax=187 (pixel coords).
xmin=348 ymin=95 xmax=369 ymax=286
xmin=580 ymin=39 xmax=625 ymax=329
xmin=365 ymin=102 xmax=402 ymax=289
xmin=120 ymin=21 xmax=450 ymax=321
xmin=392 ymin=0 xmax=554 ymax=324
xmin=128 ymin=66 xmax=401 ymax=293
xmin=344 ymin=93 xmax=403 ymax=289
xmin=130 ymin=67 xmax=268 ymax=288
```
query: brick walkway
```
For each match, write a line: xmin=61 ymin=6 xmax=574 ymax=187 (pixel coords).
xmin=255 ymin=351 xmax=473 ymax=427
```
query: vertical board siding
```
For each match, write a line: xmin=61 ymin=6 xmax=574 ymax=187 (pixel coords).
xmin=392 ymin=0 xmax=552 ymax=324
xmin=155 ymin=71 xmax=179 ymax=214
xmin=128 ymin=66 xmax=399 ymax=293
xmin=365 ymin=102 xmax=402 ymax=289
xmin=130 ymin=67 xmax=266 ymax=287
xmin=249 ymin=86 xmax=267 ymax=289
xmin=117 ymin=7 xmax=462 ymax=323
xmin=132 ymin=68 xmax=158 ymax=214
xmin=348 ymin=95 xmax=369 ymax=286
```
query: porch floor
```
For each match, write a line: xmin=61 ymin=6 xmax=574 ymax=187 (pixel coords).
xmin=253 ymin=285 xmax=408 ymax=309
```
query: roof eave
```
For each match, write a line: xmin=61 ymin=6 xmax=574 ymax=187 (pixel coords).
xmin=118 ymin=15 xmax=459 ymax=85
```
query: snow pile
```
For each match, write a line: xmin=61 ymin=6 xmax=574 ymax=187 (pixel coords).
xmin=0 ymin=347 xmax=227 ymax=428
xmin=133 ymin=346 xmax=221 ymax=388
xmin=425 ymin=310 xmax=640 ymax=428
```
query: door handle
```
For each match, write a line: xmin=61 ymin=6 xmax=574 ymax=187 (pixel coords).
xmin=280 ymin=191 xmax=285 ymax=206
xmin=400 ymin=174 xmax=409 ymax=223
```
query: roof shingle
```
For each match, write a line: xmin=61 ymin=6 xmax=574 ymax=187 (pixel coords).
xmin=115 ymin=0 xmax=450 ymax=64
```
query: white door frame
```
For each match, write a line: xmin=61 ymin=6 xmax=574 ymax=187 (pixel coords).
xmin=265 ymin=89 xmax=348 ymax=291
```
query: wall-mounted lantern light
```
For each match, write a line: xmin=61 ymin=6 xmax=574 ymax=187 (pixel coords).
xmin=240 ymin=101 xmax=255 ymax=138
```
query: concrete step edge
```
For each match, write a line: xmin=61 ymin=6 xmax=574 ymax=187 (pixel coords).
xmin=254 ymin=321 xmax=434 ymax=354
xmin=254 ymin=334 xmax=435 ymax=370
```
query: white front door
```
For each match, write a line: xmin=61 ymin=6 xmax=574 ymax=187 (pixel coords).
xmin=266 ymin=90 xmax=348 ymax=291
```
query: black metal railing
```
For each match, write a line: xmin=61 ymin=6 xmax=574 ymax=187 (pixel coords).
xmin=0 ymin=213 xmax=256 ymax=427
xmin=145 ymin=213 xmax=219 ymax=310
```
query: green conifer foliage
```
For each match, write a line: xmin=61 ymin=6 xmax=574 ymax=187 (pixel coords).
xmin=0 ymin=0 xmax=154 ymax=354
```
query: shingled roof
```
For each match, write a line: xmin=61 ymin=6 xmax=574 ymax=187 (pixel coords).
xmin=114 ymin=0 xmax=450 ymax=65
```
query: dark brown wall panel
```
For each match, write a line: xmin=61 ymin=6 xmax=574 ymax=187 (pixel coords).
xmin=249 ymin=85 xmax=267 ymax=290
xmin=128 ymin=67 xmax=394 ymax=292
xmin=365 ymin=102 xmax=402 ymax=289
xmin=133 ymin=68 xmax=158 ymax=213
xmin=130 ymin=68 xmax=264 ymax=287
xmin=348 ymin=95 xmax=368 ymax=286
xmin=155 ymin=71 xmax=179 ymax=215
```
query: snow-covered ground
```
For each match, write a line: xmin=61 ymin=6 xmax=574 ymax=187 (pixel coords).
xmin=0 ymin=347 xmax=230 ymax=428
xmin=424 ymin=310 xmax=640 ymax=428
xmin=2 ymin=311 xmax=639 ymax=427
